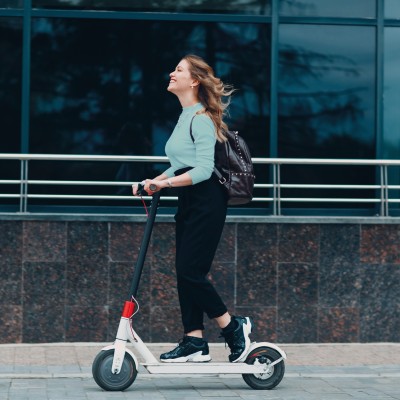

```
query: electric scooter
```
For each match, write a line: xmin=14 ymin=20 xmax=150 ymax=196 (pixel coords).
xmin=92 ymin=187 xmax=286 ymax=391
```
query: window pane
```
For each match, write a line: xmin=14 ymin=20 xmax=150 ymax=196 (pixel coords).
xmin=279 ymin=0 xmax=375 ymax=18
xmin=384 ymin=28 xmax=400 ymax=213
xmin=278 ymin=25 xmax=376 ymax=210
xmin=0 ymin=18 xmax=22 ymax=209
xmin=32 ymin=0 xmax=271 ymax=15
xmin=384 ymin=28 xmax=400 ymax=159
xmin=0 ymin=0 xmax=23 ymax=8
xmin=385 ymin=0 xmax=400 ymax=18
xmin=0 ymin=18 xmax=22 ymax=153
xmin=30 ymin=18 xmax=270 ymax=208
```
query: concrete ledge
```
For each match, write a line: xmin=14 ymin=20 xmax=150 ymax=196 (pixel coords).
xmin=1 ymin=212 xmax=399 ymax=224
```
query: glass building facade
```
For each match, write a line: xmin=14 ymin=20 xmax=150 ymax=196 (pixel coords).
xmin=0 ymin=0 xmax=399 ymax=215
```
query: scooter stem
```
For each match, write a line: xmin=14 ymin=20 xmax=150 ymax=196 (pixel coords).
xmin=128 ymin=190 xmax=162 ymax=298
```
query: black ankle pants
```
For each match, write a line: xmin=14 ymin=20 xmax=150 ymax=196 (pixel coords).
xmin=174 ymin=168 xmax=228 ymax=333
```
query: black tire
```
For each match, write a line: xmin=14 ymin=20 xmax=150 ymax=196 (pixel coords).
xmin=242 ymin=346 xmax=285 ymax=390
xmin=92 ymin=349 xmax=138 ymax=391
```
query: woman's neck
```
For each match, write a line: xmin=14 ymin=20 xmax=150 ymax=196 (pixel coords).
xmin=177 ymin=92 xmax=200 ymax=108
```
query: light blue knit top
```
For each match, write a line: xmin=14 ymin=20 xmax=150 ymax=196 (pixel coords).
xmin=163 ymin=103 xmax=216 ymax=185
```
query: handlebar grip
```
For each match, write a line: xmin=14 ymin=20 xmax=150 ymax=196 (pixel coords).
xmin=136 ymin=182 xmax=157 ymax=196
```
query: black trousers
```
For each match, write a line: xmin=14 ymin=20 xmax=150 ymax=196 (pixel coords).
xmin=174 ymin=168 xmax=228 ymax=333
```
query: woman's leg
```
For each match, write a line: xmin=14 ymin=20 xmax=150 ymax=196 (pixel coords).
xmin=175 ymin=178 xmax=228 ymax=334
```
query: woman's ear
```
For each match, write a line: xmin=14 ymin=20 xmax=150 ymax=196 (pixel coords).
xmin=191 ymin=79 xmax=200 ymax=88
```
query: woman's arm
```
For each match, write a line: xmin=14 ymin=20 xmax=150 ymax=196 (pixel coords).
xmin=143 ymin=172 xmax=193 ymax=194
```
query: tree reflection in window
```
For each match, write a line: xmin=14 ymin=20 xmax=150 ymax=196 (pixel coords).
xmin=278 ymin=24 xmax=376 ymax=211
xmin=279 ymin=0 xmax=375 ymax=18
xmin=29 ymin=18 xmax=270 ymax=206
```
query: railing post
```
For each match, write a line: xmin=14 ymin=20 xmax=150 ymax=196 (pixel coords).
xmin=384 ymin=165 xmax=389 ymax=217
xmin=379 ymin=164 xmax=389 ymax=217
xmin=19 ymin=159 xmax=28 ymax=213
xmin=272 ymin=164 xmax=277 ymax=215
xmin=272 ymin=163 xmax=281 ymax=216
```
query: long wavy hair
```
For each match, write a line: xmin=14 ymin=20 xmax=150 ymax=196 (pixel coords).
xmin=183 ymin=54 xmax=235 ymax=142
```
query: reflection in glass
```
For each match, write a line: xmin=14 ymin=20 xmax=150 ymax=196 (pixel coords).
xmin=0 ymin=18 xmax=22 ymax=208
xmin=278 ymin=24 xmax=376 ymax=211
xmin=384 ymin=28 xmax=400 ymax=159
xmin=279 ymin=0 xmax=375 ymax=18
xmin=385 ymin=0 xmax=400 ymax=18
xmin=384 ymin=28 xmax=400 ymax=212
xmin=32 ymin=0 xmax=271 ymax=15
xmin=0 ymin=18 xmax=22 ymax=153
xmin=29 ymin=18 xmax=270 ymax=206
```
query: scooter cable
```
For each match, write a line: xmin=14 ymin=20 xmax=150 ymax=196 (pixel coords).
xmin=130 ymin=295 xmax=140 ymax=317
xmin=139 ymin=196 xmax=149 ymax=217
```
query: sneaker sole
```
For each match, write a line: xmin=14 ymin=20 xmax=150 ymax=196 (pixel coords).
xmin=160 ymin=351 xmax=211 ymax=363
xmin=231 ymin=316 xmax=254 ymax=363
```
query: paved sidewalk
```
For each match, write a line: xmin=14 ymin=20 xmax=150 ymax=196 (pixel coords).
xmin=0 ymin=343 xmax=399 ymax=399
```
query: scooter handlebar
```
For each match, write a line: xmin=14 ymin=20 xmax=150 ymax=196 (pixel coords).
xmin=136 ymin=182 xmax=157 ymax=196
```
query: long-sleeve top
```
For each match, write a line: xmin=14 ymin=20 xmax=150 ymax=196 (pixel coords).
xmin=163 ymin=102 xmax=216 ymax=185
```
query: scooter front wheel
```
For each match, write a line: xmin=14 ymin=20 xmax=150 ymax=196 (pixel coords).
xmin=242 ymin=346 xmax=285 ymax=390
xmin=92 ymin=349 xmax=138 ymax=391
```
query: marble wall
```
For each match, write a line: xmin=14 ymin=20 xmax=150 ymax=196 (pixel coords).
xmin=0 ymin=220 xmax=399 ymax=343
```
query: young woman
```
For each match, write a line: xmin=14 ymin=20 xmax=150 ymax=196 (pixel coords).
xmin=133 ymin=54 xmax=253 ymax=363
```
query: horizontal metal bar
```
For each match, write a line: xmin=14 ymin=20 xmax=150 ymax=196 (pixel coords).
xmin=251 ymin=157 xmax=400 ymax=166
xmin=0 ymin=195 xmax=20 ymax=198
xmin=27 ymin=180 xmax=134 ymax=186
xmin=0 ymin=154 xmax=169 ymax=162
xmin=2 ymin=153 xmax=400 ymax=166
xmin=281 ymin=198 xmax=380 ymax=203
xmin=249 ymin=197 xmax=274 ymax=202
xmin=27 ymin=194 xmax=179 ymax=201
xmin=279 ymin=184 xmax=381 ymax=189
xmin=0 ymin=180 xmax=20 ymax=184
xmin=254 ymin=184 xmax=274 ymax=188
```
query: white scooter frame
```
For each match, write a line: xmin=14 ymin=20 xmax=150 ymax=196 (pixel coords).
xmin=92 ymin=190 xmax=287 ymax=391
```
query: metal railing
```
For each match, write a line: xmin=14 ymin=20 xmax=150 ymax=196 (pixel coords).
xmin=0 ymin=153 xmax=399 ymax=216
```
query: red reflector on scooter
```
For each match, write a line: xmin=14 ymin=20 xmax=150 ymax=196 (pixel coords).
xmin=122 ymin=301 xmax=135 ymax=318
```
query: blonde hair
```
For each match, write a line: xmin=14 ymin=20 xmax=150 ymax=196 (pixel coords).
xmin=183 ymin=54 xmax=235 ymax=142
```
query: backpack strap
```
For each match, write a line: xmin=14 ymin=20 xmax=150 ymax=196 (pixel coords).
xmin=189 ymin=115 xmax=196 ymax=143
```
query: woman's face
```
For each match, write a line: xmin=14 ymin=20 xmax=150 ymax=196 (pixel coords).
xmin=167 ymin=59 xmax=195 ymax=94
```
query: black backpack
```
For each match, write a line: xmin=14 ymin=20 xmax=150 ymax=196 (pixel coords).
xmin=190 ymin=116 xmax=255 ymax=205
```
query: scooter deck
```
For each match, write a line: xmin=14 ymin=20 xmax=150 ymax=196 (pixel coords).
xmin=143 ymin=360 xmax=283 ymax=374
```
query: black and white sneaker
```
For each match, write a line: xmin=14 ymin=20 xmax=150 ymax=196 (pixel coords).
xmin=160 ymin=336 xmax=211 ymax=363
xmin=220 ymin=316 xmax=254 ymax=363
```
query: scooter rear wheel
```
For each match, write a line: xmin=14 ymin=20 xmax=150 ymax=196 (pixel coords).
xmin=92 ymin=349 xmax=138 ymax=391
xmin=242 ymin=346 xmax=285 ymax=390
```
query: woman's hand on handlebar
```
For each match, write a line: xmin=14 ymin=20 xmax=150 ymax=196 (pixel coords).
xmin=143 ymin=179 xmax=168 ymax=195
xmin=132 ymin=179 xmax=168 ymax=196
